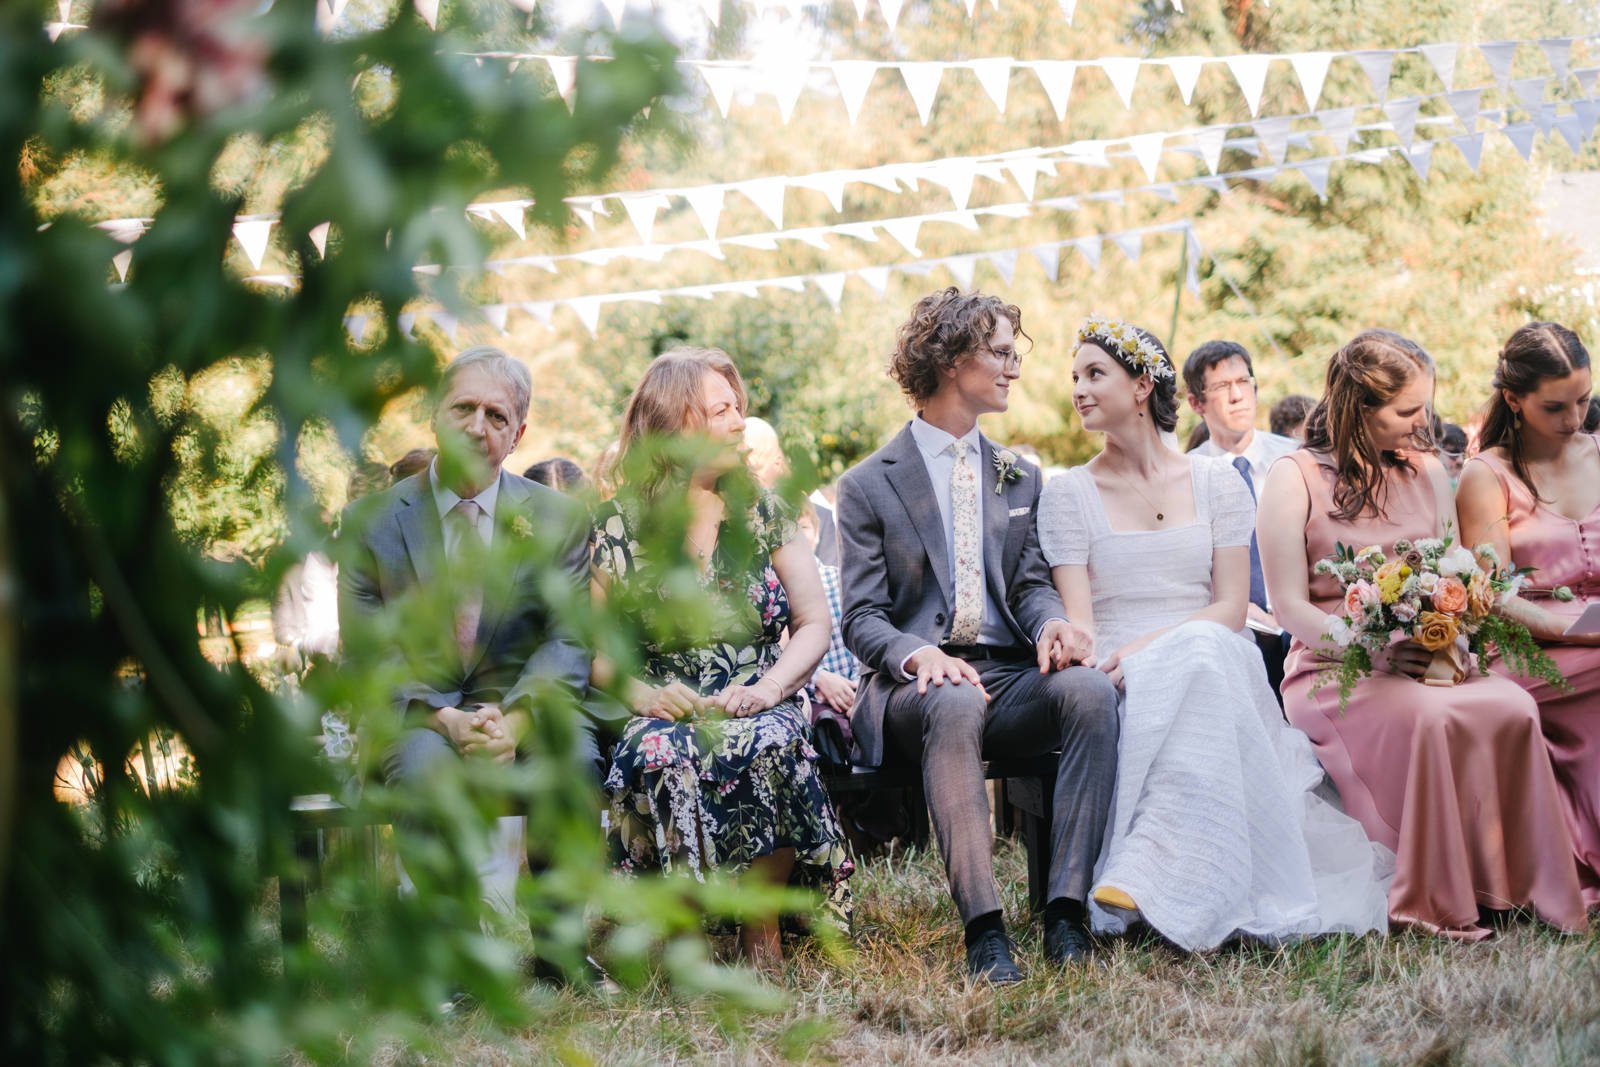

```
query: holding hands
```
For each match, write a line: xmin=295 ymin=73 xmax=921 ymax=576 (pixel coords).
xmin=1037 ymin=618 xmax=1096 ymax=673
xmin=631 ymin=677 xmax=785 ymax=720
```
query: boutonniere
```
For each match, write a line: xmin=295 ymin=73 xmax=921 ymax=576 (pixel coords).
xmin=992 ymin=448 xmax=1027 ymax=495
xmin=510 ymin=515 xmax=534 ymax=540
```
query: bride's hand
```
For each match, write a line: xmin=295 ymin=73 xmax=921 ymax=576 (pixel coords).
xmin=1097 ymin=649 xmax=1125 ymax=689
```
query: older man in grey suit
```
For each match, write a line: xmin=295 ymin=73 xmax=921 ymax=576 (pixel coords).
xmin=838 ymin=289 xmax=1119 ymax=984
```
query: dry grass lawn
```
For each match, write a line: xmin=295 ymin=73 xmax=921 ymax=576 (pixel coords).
xmin=379 ymin=839 xmax=1600 ymax=1065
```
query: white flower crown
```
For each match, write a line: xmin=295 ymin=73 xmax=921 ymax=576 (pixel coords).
xmin=1077 ymin=316 xmax=1174 ymax=381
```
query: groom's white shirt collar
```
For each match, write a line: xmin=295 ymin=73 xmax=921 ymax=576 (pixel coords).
xmin=909 ymin=415 xmax=981 ymax=460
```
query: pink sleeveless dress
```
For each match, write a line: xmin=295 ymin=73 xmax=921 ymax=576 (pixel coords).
xmin=1471 ymin=440 xmax=1600 ymax=909
xmin=1278 ymin=450 xmax=1585 ymax=939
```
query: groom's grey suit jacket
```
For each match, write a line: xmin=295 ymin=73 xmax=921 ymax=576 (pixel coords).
xmin=337 ymin=469 xmax=591 ymax=720
xmin=836 ymin=423 xmax=1067 ymax=767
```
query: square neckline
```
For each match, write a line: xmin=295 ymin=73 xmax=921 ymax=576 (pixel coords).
xmin=1080 ymin=459 xmax=1207 ymax=536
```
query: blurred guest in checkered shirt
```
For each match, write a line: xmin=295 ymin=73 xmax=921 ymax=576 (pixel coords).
xmin=798 ymin=499 xmax=859 ymax=714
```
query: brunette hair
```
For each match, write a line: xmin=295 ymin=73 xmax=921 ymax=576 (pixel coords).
xmin=1182 ymin=340 xmax=1254 ymax=400
xmin=615 ymin=346 xmax=746 ymax=496
xmin=1302 ymin=329 xmax=1435 ymax=521
xmin=1479 ymin=322 xmax=1590 ymax=496
xmin=889 ymin=287 xmax=1030 ymax=406
xmin=1081 ymin=325 xmax=1179 ymax=432
xmin=1269 ymin=394 xmax=1315 ymax=439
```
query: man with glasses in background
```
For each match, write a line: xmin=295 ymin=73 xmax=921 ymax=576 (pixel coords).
xmin=1182 ymin=340 xmax=1298 ymax=698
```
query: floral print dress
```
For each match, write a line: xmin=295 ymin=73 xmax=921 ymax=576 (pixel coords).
xmin=594 ymin=491 xmax=853 ymax=932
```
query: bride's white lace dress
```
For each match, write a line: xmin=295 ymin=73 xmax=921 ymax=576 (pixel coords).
xmin=1037 ymin=455 xmax=1392 ymax=949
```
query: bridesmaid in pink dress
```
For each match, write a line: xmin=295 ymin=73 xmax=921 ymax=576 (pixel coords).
xmin=1258 ymin=329 xmax=1585 ymax=940
xmin=1457 ymin=321 xmax=1600 ymax=909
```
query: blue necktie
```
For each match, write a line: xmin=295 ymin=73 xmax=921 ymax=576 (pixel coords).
xmin=1232 ymin=456 xmax=1269 ymax=610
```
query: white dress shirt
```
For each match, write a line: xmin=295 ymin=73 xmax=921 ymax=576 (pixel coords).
xmin=429 ymin=460 xmax=499 ymax=556
xmin=1192 ymin=429 xmax=1299 ymax=490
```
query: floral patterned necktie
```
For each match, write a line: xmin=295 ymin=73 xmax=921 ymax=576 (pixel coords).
xmin=449 ymin=499 xmax=484 ymax=663
xmin=948 ymin=440 xmax=983 ymax=644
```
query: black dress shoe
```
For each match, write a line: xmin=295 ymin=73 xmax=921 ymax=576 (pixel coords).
xmin=965 ymin=928 xmax=1025 ymax=985
xmin=1043 ymin=917 xmax=1095 ymax=966
xmin=523 ymin=953 xmax=620 ymax=994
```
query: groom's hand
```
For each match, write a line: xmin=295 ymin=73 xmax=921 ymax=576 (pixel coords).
xmin=905 ymin=647 xmax=990 ymax=700
xmin=1037 ymin=619 xmax=1095 ymax=672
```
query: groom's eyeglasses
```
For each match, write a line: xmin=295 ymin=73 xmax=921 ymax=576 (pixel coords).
xmin=978 ymin=344 xmax=1023 ymax=372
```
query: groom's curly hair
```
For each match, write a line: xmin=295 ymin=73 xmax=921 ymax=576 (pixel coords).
xmin=889 ymin=287 xmax=1030 ymax=406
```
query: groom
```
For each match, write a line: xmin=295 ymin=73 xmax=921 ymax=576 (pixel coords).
xmin=837 ymin=288 xmax=1119 ymax=983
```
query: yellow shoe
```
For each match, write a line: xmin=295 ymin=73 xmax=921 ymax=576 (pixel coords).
xmin=1093 ymin=885 xmax=1138 ymax=912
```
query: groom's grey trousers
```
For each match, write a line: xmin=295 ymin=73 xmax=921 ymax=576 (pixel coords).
xmin=883 ymin=649 xmax=1119 ymax=923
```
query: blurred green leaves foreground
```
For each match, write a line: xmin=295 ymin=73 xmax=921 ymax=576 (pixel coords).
xmin=0 ymin=2 xmax=810 ymax=1061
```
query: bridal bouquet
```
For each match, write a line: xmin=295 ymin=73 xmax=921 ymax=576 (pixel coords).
xmin=1314 ymin=533 xmax=1566 ymax=710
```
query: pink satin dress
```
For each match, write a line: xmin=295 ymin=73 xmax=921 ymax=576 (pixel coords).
xmin=1471 ymin=439 xmax=1600 ymax=909
xmin=1278 ymin=450 xmax=1585 ymax=939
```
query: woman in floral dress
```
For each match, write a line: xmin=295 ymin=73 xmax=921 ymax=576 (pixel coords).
xmin=593 ymin=346 xmax=852 ymax=965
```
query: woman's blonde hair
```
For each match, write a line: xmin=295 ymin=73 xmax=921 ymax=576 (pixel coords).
xmin=615 ymin=346 xmax=747 ymax=495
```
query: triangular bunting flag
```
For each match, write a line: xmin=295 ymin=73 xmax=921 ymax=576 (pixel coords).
xmin=1029 ymin=244 xmax=1061 ymax=282
xmin=522 ymin=301 xmax=555 ymax=325
xmin=766 ymin=57 xmax=810 ymax=123
xmin=546 ymin=57 xmax=577 ymax=106
xmin=1055 ymin=0 xmax=1077 ymax=22
xmin=1076 ymin=235 xmax=1102 ymax=270
xmin=1254 ymin=115 xmax=1292 ymax=164
xmin=1289 ymin=52 xmax=1332 ymax=110
xmin=45 ymin=23 xmax=69 ymax=43
xmin=1444 ymin=88 xmax=1481 ymax=132
xmin=1148 ymin=183 xmax=1179 ymax=203
xmin=1418 ymin=43 xmax=1458 ymax=91
xmin=1575 ymin=68 xmax=1598 ymax=96
xmin=800 ymin=173 xmax=849 ymax=213
xmin=881 ymin=217 xmax=922 ymax=255
xmin=1383 ymin=98 xmax=1421 ymax=147
xmin=1295 ymin=158 xmax=1331 ymax=199
xmin=700 ymin=66 xmax=742 ymax=118
xmin=1005 ymin=158 xmax=1054 ymax=200
xmin=431 ymin=310 xmax=459 ymax=343
xmin=987 ymin=248 xmax=1019 ymax=285
xmin=1193 ymin=126 xmax=1228 ymax=175
xmin=945 ymin=254 xmax=977 ymax=289
xmin=969 ymin=58 xmax=1013 ymax=114
xmin=620 ymin=194 xmax=668 ymax=245
xmin=1451 ymin=132 xmax=1485 ymax=172
xmin=57 ymin=0 xmax=72 ymax=19
xmin=1225 ymin=54 xmax=1272 ymax=117
xmin=489 ymin=202 xmax=527 ymax=240
xmin=343 ymin=314 xmax=368 ymax=344
xmin=813 ymin=273 xmax=847 ymax=308
xmin=1539 ymin=38 xmax=1572 ymax=83
xmin=900 ymin=63 xmax=945 ymax=125
xmin=858 ymin=266 xmax=891 ymax=295
xmin=308 ymin=221 xmax=330 ymax=258
xmin=568 ymin=297 xmax=602 ymax=336
xmin=926 ymin=160 xmax=977 ymax=211
xmin=1166 ymin=56 xmax=1205 ymax=105
xmin=1352 ymin=50 xmax=1394 ymax=102
xmin=1501 ymin=122 xmax=1537 ymax=160
xmin=683 ymin=186 xmax=725 ymax=239
xmin=1554 ymin=114 xmax=1584 ymax=153
xmin=233 ymin=219 xmax=275 ymax=269
xmin=1031 ymin=61 xmax=1076 ymax=120
xmin=1479 ymin=41 xmax=1518 ymax=86
xmin=850 ymin=0 xmax=869 ymax=18
xmin=738 ymin=179 xmax=786 ymax=229
xmin=1535 ymin=101 xmax=1559 ymax=136
xmin=1403 ymin=141 xmax=1434 ymax=181
xmin=1318 ymin=107 xmax=1357 ymax=155
xmin=1511 ymin=77 xmax=1547 ymax=117
xmin=1110 ymin=230 xmax=1143 ymax=263
xmin=111 ymin=249 xmax=132 ymax=283
xmin=832 ymin=61 xmax=879 ymax=124
xmin=1126 ymin=131 xmax=1166 ymax=181
xmin=397 ymin=312 xmax=417 ymax=338
xmin=482 ymin=304 xmax=509 ymax=333
xmin=413 ymin=0 xmax=438 ymax=30
xmin=599 ymin=0 xmax=626 ymax=31
xmin=1574 ymin=99 xmax=1600 ymax=142
xmin=1100 ymin=57 xmax=1142 ymax=109
xmin=879 ymin=0 xmax=905 ymax=31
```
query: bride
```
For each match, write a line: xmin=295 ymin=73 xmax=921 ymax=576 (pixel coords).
xmin=1035 ymin=316 xmax=1392 ymax=950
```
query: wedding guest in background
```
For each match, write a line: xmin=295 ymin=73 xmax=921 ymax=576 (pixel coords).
xmin=1183 ymin=420 xmax=1211 ymax=453
xmin=524 ymin=456 xmax=588 ymax=493
xmin=1585 ymin=396 xmax=1600 ymax=434
xmin=797 ymin=499 xmax=859 ymax=717
xmin=389 ymin=447 xmax=436 ymax=483
xmin=746 ymin=415 xmax=840 ymax=566
xmin=837 ymin=288 xmax=1119 ymax=982
xmin=1258 ymin=329 xmax=1585 ymax=940
xmin=593 ymin=347 xmax=852 ymax=968
xmin=1457 ymin=322 xmax=1600 ymax=910
xmin=592 ymin=440 xmax=621 ymax=501
xmin=1038 ymin=317 xmax=1390 ymax=951
xmin=1270 ymin=394 xmax=1315 ymax=442
xmin=1436 ymin=421 xmax=1468 ymax=484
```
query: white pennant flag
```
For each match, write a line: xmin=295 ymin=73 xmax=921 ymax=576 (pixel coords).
xmin=1403 ymin=142 xmax=1434 ymax=181
xmin=1056 ymin=0 xmax=1077 ymax=23
xmin=431 ymin=310 xmax=459 ymax=343
xmin=111 ymin=249 xmax=133 ymax=283
xmin=1148 ymin=183 xmax=1179 ymax=203
xmin=766 ymin=57 xmax=810 ymax=123
xmin=814 ymin=273 xmax=847 ymax=308
xmin=945 ymin=254 xmax=977 ymax=289
xmin=45 ymin=23 xmax=69 ymax=43
xmin=1254 ymin=115 xmax=1292 ymax=164
xmin=1444 ymin=88 xmax=1481 ymax=132
xmin=397 ymin=312 xmax=417 ymax=338
xmin=850 ymin=0 xmax=870 ymax=18
xmin=1511 ymin=77 xmax=1547 ymax=116
xmin=927 ymin=160 xmax=977 ymax=211
xmin=699 ymin=0 xmax=720 ymax=24
xmin=831 ymin=61 xmax=880 ymax=124
xmin=1574 ymin=99 xmax=1600 ymax=142
xmin=233 ymin=219 xmax=275 ymax=269
xmin=1539 ymin=38 xmax=1572 ymax=82
xmin=879 ymin=0 xmax=906 ymax=30
xmin=413 ymin=0 xmax=438 ymax=30
xmin=683 ymin=186 xmax=725 ymax=239
xmin=523 ymin=301 xmax=555 ymax=325
xmin=1479 ymin=41 xmax=1518 ymax=86
xmin=900 ymin=64 xmax=945 ymax=125
xmin=1226 ymin=54 xmax=1272 ymax=116
xmin=1451 ymin=132 xmax=1485 ymax=172
xmin=57 ymin=0 xmax=72 ymax=19
xmin=1029 ymin=244 xmax=1061 ymax=282
xmin=1166 ymin=56 xmax=1205 ymax=105
xmin=858 ymin=266 xmax=891 ymax=295
xmin=1126 ymin=132 xmax=1166 ymax=181
xmin=1383 ymin=98 xmax=1422 ymax=147
xmin=308 ymin=221 xmax=331 ymax=259
xmin=1100 ymin=57 xmax=1142 ymax=108
xmin=1289 ymin=52 xmax=1332 ymax=110
xmin=489 ymin=202 xmax=527 ymax=240
xmin=1353 ymin=50 xmax=1394 ymax=102
xmin=482 ymin=304 xmax=509 ymax=333
xmin=963 ymin=0 xmax=980 ymax=14
xmin=1110 ymin=230 xmax=1143 ymax=263
xmin=343 ymin=314 xmax=368 ymax=344
xmin=600 ymin=0 xmax=626 ymax=31
xmin=1031 ymin=61 xmax=1076 ymax=120
xmin=700 ymin=66 xmax=743 ymax=118
xmin=1195 ymin=175 xmax=1230 ymax=194
xmin=1575 ymin=68 xmax=1599 ymax=97
xmin=987 ymin=248 xmax=1019 ymax=285
xmin=546 ymin=57 xmax=577 ymax=107
xmin=1295 ymin=159 xmax=1331 ymax=199
xmin=1554 ymin=114 xmax=1584 ymax=152
xmin=621 ymin=194 xmax=669 ymax=244
xmin=1318 ymin=106 xmax=1358 ymax=155
xmin=1192 ymin=126 xmax=1228 ymax=175
xmin=738 ymin=179 xmax=786 ymax=229
xmin=801 ymin=173 xmax=849 ymax=212
xmin=882 ymin=217 xmax=922 ymax=255
xmin=1418 ymin=43 xmax=1458 ymax=91
xmin=568 ymin=297 xmax=603 ymax=336
xmin=1075 ymin=235 xmax=1102 ymax=270
xmin=1005 ymin=158 xmax=1054 ymax=200
xmin=969 ymin=58 xmax=1013 ymax=114
xmin=1501 ymin=122 xmax=1537 ymax=160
